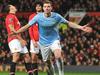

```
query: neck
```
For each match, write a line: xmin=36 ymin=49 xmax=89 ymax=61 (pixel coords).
xmin=36 ymin=11 xmax=42 ymax=14
xmin=44 ymin=12 xmax=51 ymax=17
xmin=9 ymin=11 xmax=15 ymax=14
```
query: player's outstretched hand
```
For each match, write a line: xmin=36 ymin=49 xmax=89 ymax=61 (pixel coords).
xmin=20 ymin=39 xmax=27 ymax=47
xmin=80 ymin=24 xmax=92 ymax=33
xmin=33 ymin=41 xmax=38 ymax=48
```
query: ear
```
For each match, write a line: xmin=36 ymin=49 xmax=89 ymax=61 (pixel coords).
xmin=51 ymin=6 xmax=53 ymax=10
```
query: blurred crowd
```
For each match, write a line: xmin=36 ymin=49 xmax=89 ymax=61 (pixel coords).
xmin=0 ymin=0 xmax=100 ymax=71
xmin=0 ymin=0 xmax=100 ymax=14
xmin=60 ymin=15 xmax=100 ymax=65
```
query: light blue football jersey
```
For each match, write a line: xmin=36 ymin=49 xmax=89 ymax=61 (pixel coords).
xmin=28 ymin=12 xmax=68 ymax=46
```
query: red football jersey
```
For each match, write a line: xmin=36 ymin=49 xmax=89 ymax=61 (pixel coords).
xmin=29 ymin=13 xmax=39 ymax=41
xmin=5 ymin=13 xmax=21 ymax=42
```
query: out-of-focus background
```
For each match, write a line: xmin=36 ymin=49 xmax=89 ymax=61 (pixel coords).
xmin=0 ymin=0 xmax=100 ymax=74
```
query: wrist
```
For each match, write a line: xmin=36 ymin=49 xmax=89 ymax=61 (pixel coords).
xmin=78 ymin=26 xmax=83 ymax=30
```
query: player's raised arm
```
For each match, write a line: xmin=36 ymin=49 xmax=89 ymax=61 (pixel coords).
xmin=56 ymin=13 xmax=92 ymax=33
xmin=14 ymin=15 xmax=38 ymax=34
xmin=67 ymin=21 xmax=92 ymax=33
xmin=12 ymin=24 xmax=30 ymax=34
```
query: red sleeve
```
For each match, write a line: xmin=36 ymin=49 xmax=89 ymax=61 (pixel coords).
xmin=7 ymin=16 xmax=15 ymax=26
xmin=5 ymin=15 xmax=15 ymax=33
xmin=29 ymin=26 xmax=34 ymax=40
xmin=29 ymin=13 xmax=36 ymax=40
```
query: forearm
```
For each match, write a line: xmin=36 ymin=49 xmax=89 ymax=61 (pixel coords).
xmin=16 ymin=24 xmax=30 ymax=34
xmin=68 ymin=21 xmax=82 ymax=29
xmin=16 ymin=34 xmax=23 ymax=40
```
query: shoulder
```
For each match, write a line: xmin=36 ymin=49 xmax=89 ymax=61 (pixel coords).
xmin=29 ymin=13 xmax=43 ymax=21
xmin=29 ymin=13 xmax=36 ymax=18
xmin=6 ymin=14 xmax=15 ymax=21
xmin=52 ymin=12 xmax=59 ymax=15
xmin=6 ymin=14 xmax=14 ymax=18
xmin=34 ymin=12 xmax=43 ymax=18
xmin=51 ymin=12 xmax=62 ymax=20
xmin=29 ymin=13 xmax=36 ymax=20
xmin=52 ymin=12 xmax=61 ymax=17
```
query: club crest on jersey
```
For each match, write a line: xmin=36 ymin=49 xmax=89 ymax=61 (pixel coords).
xmin=14 ymin=48 xmax=18 ymax=51
xmin=9 ymin=18 xmax=13 ymax=22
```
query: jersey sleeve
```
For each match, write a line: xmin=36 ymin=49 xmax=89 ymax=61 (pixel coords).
xmin=28 ymin=14 xmax=38 ymax=26
xmin=28 ymin=13 xmax=36 ymax=40
xmin=29 ymin=26 xmax=34 ymax=40
xmin=7 ymin=16 xmax=15 ymax=27
xmin=56 ymin=13 xmax=69 ymax=24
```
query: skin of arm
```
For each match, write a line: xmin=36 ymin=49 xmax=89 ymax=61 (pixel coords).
xmin=16 ymin=24 xmax=30 ymax=33
xmin=10 ymin=24 xmax=30 ymax=34
xmin=9 ymin=24 xmax=23 ymax=40
xmin=58 ymin=13 xmax=92 ymax=33
xmin=9 ymin=24 xmax=27 ymax=46
xmin=67 ymin=21 xmax=92 ymax=32
xmin=67 ymin=21 xmax=82 ymax=29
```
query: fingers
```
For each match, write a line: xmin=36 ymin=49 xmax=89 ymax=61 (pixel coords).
xmin=84 ymin=27 xmax=92 ymax=33
xmin=83 ymin=24 xmax=89 ymax=28
xmin=20 ymin=40 xmax=27 ymax=47
xmin=81 ymin=24 xmax=93 ymax=33
xmin=34 ymin=42 xmax=38 ymax=48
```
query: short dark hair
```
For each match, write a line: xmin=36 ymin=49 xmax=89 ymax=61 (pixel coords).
xmin=34 ymin=1 xmax=43 ymax=7
xmin=5 ymin=5 xmax=11 ymax=13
